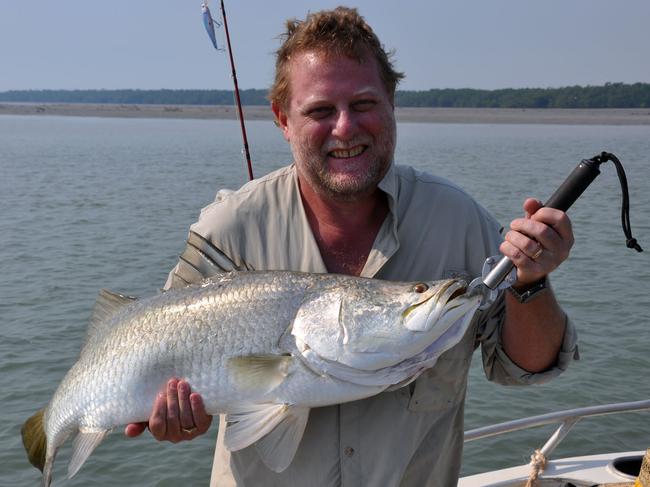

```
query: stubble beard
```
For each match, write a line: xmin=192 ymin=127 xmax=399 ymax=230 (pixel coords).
xmin=293 ymin=130 xmax=396 ymax=202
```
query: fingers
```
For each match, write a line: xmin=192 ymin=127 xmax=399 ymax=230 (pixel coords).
xmin=174 ymin=380 xmax=212 ymax=439
xmin=178 ymin=380 xmax=195 ymax=433
xmin=124 ymin=422 xmax=147 ymax=437
xmin=158 ymin=378 xmax=186 ymax=443
xmin=148 ymin=388 xmax=169 ymax=441
xmin=138 ymin=378 xmax=212 ymax=444
xmin=502 ymin=199 xmax=575 ymax=284
xmin=503 ymin=224 xmax=546 ymax=260
xmin=522 ymin=197 xmax=543 ymax=218
xmin=521 ymin=198 xmax=574 ymax=244
xmin=514 ymin=208 xmax=573 ymax=256
xmin=190 ymin=392 xmax=213 ymax=435
xmin=500 ymin=239 xmax=547 ymax=283
xmin=165 ymin=379 xmax=184 ymax=441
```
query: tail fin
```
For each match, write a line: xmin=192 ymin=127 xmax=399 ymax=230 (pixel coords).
xmin=22 ymin=408 xmax=47 ymax=471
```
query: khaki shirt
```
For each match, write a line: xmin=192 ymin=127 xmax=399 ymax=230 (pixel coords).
xmin=166 ymin=163 xmax=578 ymax=487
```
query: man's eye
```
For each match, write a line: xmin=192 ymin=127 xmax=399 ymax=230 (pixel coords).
xmin=308 ymin=107 xmax=333 ymax=118
xmin=353 ymin=100 xmax=376 ymax=111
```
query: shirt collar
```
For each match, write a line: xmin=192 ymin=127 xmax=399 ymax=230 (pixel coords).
xmin=361 ymin=163 xmax=400 ymax=278
xmin=378 ymin=162 xmax=398 ymax=203
xmin=289 ymin=162 xmax=401 ymax=278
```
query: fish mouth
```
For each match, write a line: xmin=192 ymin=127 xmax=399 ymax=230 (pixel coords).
xmin=402 ymin=279 xmax=468 ymax=320
xmin=327 ymin=145 xmax=367 ymax=159
xmin=437 ymin=281 xmax=471 ymax=318
xmin=401 ymin=279 xmax=476 ymax=333
xmin=446 ymin=281 xmax=468 ymax=303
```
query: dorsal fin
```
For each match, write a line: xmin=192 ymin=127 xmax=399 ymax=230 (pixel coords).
xmin=83 ymin=289 xmax=137 ymax=349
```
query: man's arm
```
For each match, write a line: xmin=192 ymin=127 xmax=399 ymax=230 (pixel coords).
xmin=499 ymin=198 xmax=574 ymax=373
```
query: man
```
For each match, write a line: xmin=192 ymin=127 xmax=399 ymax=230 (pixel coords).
xmin=126 ymin=7 xmax=577 ymax=486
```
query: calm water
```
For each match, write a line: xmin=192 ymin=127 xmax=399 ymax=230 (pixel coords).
xmin=1 ymin=115 xmax=648 ymax=485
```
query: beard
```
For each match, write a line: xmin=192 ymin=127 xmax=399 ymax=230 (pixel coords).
xmin=291 ymin=127 xmax=396 ymax=201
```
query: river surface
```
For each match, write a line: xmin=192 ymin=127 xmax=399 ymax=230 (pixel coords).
xmin=1 ymin=114 xmax=648 ymax=485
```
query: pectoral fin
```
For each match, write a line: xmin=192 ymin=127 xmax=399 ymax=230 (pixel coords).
xmin=224 ymin=403 xmax=309 ymax=472
xmin=228 ymin=355 xmax=293 ymax=394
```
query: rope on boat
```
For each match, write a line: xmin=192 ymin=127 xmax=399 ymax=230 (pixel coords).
xmin=524 ymin=448 xmax=650 ymax=487
xmin=638 ymin=449 xmax=650 ymax=487
xmin=524 ymin=449 xmax=547 ymax=487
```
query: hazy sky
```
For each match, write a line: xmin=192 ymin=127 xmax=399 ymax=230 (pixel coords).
xmin=2 ymin=0 xmax=649 ymax=92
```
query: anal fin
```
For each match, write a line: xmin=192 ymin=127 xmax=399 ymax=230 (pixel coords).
xmin=67 ymin=429 xmax=110 ymax=479
xmin=254 ymin=406 xmax=309 ymax=473
xmin=224 ymin=403 xmax=310 ymax=472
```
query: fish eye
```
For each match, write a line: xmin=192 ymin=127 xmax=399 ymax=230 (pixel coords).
xmin=413 ymin=283 xmax=428 ymax=293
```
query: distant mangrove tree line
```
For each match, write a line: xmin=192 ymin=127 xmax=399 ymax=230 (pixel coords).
xmin=1 ymin=83 xmax=649 ymax=108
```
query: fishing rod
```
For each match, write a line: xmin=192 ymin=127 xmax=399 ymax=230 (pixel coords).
xmin=202 ymin=1 xmax=254 ymax=181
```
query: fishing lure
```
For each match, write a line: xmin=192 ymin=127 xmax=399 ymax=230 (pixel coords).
xmin=202 ymin=1 xmax=222 ymax=51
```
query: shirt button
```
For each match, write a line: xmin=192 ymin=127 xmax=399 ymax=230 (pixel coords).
xmin=344 ymin=447 xmax=355 ymax=457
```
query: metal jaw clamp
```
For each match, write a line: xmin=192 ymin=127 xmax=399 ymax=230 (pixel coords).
xmin=468 ymin=255 xmax=518 ymax=309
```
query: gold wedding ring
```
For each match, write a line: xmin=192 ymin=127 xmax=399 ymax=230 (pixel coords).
xmin=531 ymin=246 xmax=543 ymax=260
xmin=182 ymin=426 xmax=198 ymax=434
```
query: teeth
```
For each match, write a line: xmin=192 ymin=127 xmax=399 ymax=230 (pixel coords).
xmin=330 ymin=146 xmax=365 ymax=158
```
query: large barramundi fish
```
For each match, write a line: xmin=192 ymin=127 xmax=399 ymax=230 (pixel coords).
xmin=22 ymin=264 xmax=481 ymax=486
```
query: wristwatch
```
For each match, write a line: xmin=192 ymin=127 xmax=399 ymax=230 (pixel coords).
xmin=507 ymin=276 xmax=548 ymax=304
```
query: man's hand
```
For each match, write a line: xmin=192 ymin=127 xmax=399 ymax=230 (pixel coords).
xmin=500 ymin=198 xmax=574 ymax=286
xmin=125 ymin=378 xmax=212 ymax=443
xmin=499 ymin=198 xmax=575 ymax=372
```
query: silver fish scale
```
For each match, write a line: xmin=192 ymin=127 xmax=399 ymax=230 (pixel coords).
xmin=45 ymin=272 xmax=315 ymax=446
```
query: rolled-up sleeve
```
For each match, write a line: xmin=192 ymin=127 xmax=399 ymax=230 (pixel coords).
xmin=477 ymin=295 xmax=580 ymax=386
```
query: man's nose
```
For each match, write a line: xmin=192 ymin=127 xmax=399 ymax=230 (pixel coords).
xmin=331 ymin=109 xmax=356 ymax=140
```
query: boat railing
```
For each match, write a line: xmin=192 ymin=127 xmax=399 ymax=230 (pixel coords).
xmin=464 ymin=399 xmax=650 ymax=460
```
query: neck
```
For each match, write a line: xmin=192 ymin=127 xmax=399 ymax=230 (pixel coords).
xmin=298 ymin=172 xmax=389 ymax=276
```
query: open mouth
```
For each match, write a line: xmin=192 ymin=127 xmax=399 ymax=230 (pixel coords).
xmin=448 ymin=282 xmax=468 ymax=301
xmin=402 ymin=280 xmax=468 ymax=319
xmin=328 ymin=145 xmax=367 ymax=159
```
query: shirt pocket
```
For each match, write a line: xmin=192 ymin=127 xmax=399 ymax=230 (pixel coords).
xmin=407 ymin=356 xmax=471 ymax=412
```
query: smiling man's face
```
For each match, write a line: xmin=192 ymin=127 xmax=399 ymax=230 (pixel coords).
xmin=273 ymin=50 xmax=396 ymax=200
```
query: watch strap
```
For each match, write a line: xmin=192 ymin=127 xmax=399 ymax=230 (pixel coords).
xmin=507 ymin=276 xmax=548 ymax=304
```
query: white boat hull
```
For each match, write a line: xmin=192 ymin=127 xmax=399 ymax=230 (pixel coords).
xmin=459 ymin=450 xmax=644 ymax=486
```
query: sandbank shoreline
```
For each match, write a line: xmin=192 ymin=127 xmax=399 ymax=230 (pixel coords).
xmin=1 ymin=103 xmax=650 ymax=125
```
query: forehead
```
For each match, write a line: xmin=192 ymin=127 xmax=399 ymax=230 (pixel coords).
xmin=286 ymin=50 xmax=388 ymax=104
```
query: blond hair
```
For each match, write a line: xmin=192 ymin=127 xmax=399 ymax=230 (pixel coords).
xmin=269 ymin=6 xmax=404 ymax=109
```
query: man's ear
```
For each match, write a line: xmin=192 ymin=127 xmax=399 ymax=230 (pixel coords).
xmin=271 ymin=102 xmax=290 ymax=141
